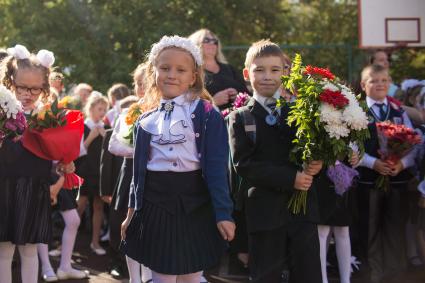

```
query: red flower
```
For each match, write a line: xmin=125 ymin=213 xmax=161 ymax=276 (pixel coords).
xmin=304 ymin=65 xmax=335 ymax=80
xmin=319 ymin=89 xmax=349 ymax=109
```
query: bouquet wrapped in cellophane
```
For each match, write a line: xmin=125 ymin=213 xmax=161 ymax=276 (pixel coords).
xmin=375 ymin=121 xmax=421 ymax=191
xmin=22 ymin=99 xmax=85 ymax=189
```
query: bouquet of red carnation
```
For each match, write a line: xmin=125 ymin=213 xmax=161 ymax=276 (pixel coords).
xmin=22 ymin=100 xmax=85 ymax=189
xmin=375 ymin=121 xmax=421 ymax=191
xmin=0 ymin=85 xmax=27 ymax=146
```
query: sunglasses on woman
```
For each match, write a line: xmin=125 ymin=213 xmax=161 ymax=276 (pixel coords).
xmin=202 ymin=37 xmax=219 ymax=45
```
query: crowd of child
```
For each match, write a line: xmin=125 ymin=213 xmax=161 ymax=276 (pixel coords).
xmin=0 ymin=31 xmax=424 ymax=283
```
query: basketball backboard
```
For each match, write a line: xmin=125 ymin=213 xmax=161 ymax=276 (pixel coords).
xmin=358 ymin=0 xmax=425 ymax=48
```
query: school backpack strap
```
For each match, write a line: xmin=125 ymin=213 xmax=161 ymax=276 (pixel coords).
xmin=237 ymin=107 xmax=256 ymax=144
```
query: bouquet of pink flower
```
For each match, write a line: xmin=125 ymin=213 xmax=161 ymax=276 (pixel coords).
xmin=375 ymin=121 xmax=421 ymax=191
xmin=0 ymin=85 xmax=27 ymax=147
xmin=221 ymin=92 xmax=250 ymax=117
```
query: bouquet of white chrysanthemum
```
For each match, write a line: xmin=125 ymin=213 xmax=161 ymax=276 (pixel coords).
xmin=0 ymin=85 xmax=27 ymax=146
xmin=281 ymin=54 xmax=370 ymax=214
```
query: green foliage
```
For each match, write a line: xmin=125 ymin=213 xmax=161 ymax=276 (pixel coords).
xmin=0 ymin=0 xmax=422 ymax=93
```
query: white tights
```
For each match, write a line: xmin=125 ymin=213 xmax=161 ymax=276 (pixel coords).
xmin=0 ymin=242 xmax=38 ymax=283
xmin=126 ymin=256 xmax=152 ymax=283
xmin=318 ymin=225 xmax=351 ymax=283
xmin=38 ymin=209 xmax=81 ymax=273
xmin=151 ymin=270 xmax=202 ymax=283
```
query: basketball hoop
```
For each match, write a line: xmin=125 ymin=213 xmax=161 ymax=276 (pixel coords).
xmin=358 ymin=0 xmax=424 ymax=48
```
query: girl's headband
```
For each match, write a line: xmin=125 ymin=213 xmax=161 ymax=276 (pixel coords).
xmin=7 ymin=44 xmax=55 ymax=68
xmin=148 ymin=35 xmax=203 ymax=66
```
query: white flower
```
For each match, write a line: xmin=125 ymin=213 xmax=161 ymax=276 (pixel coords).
xmin=322 ymin=82 xmax=339 ymax=92
xmin=7 ymin=44 xmax=30 ymax=60
xmin=324 ymin=123 xmax=350 ymax=139
xmin=340 ymin=87 xmax=357 ymax=103
xmin=320 ymin=103 xmax=343 ymax=125
xmin=343 ymin=102 xmax=369 ymax=131
xmin=36 ymin=49 xmax=55 ymax=68
xmin=0 ymin=85 xmax=23 ymax=119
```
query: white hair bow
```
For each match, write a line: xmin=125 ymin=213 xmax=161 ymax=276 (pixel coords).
xmin=7 ymin=44 xmax=30 ymax=60
xmin=6 ymin=44 xmax=55 ymax=68
xmin=36 ymin=50 xmax=55 ymax=68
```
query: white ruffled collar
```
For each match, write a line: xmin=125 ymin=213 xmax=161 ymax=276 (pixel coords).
xmin=140 ymin=93 xmax=199 ymax=145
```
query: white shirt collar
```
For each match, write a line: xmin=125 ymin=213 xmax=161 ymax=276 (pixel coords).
xmin=85 ymin=118 xmax=104 ymax=130
xmin=366 ymin=96 xmax=388 ymax=108
xmin=253 ymin=90 xmax=281 ymax=110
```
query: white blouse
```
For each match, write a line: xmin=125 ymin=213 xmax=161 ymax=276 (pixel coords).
xmin=140 ymin=93 xmax=201 ymax=172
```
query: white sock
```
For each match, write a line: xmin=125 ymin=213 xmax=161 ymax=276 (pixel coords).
xmin=333 ymin=226 xmax=351 ymax=283
xmin=0 ymin=242 xmax=15 ymax=283
xmin=318 ymin=225 xmax=330 ymax=283
xmin=59 ymin=209 xmax=81 ymax=271
xmin=18 ymin=244 xmax=38 ymax=283
xmin=37 ymin=243 xmax=54 ymax=274
xmin=126 ymin=256 xmax=142 ymax=283
xmin=141 ymin=264 xmax=152 ymax=282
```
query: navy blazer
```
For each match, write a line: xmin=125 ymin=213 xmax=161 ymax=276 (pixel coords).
xmin=129 ymin=99 xmax=234 ymax=222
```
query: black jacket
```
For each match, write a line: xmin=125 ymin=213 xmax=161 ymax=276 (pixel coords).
xmin=228 ymin=98 xmax=320 ymax=233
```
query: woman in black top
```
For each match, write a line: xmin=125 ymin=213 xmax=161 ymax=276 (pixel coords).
xmin=189 ymin=29 xmax=250 ymax=110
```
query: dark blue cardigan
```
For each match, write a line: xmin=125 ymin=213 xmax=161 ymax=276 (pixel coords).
xmin=129 ymin=99 xmax=234 ymax=222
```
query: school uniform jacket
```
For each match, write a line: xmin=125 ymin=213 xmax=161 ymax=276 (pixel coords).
xmin=228 ymin=98 xmax=319 ymax=233
xmin=129 ymin=99 xmax=234 ymax=223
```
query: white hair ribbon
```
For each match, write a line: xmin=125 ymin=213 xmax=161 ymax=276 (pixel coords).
xmin=6 ymin=44 xmax=55 ymax=68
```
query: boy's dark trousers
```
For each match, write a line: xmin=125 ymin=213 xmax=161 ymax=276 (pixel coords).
xmin=228 ymin=99 xmax=322 ymax=283
xmin=249 ymin=222 xmax=322 ymax=283
xmin=357 ymin=182 xmax=408 ymax=282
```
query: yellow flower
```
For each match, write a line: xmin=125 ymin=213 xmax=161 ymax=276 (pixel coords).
xmin=125 ymin=103 xmax=142 ymax=125
xmin=37 ymin=109 xmax=47 ymax=120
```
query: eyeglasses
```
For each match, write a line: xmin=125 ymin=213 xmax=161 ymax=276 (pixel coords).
xmin=14 ymin=84 xmax=44 ymax=96
xmin=202 ymin=37 xmax=219 ymax=45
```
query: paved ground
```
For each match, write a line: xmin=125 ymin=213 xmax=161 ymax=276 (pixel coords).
xmin=11 ymin=229 xmax=425 ymax=282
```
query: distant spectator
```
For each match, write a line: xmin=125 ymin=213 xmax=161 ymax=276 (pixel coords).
xmin=189 ymin=28 xmax=250 ymax=110
xmin=74 ymin=83 xmax=93 ymax=108
xmin=104 ymin=83 xmax=131 ymax=127
xmin=49 ymin=71 xmax=65 ymax=97
xmin=369 ymin=49 xmax=403 ymax=99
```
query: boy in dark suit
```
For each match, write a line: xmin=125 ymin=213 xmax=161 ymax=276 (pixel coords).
xmin=356 ymin=64 xmax=415 ymax=283
xmin=228 ymin=40 xmax=323 ymax=283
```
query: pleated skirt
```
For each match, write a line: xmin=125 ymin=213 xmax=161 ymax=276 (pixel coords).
xmin=56 ymin=189 xmax=78 ymax=211
xmin=0 ymin=177 xmax=52 ymax=244
xmin=120 ymin=170 xmax=227 ymax=275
